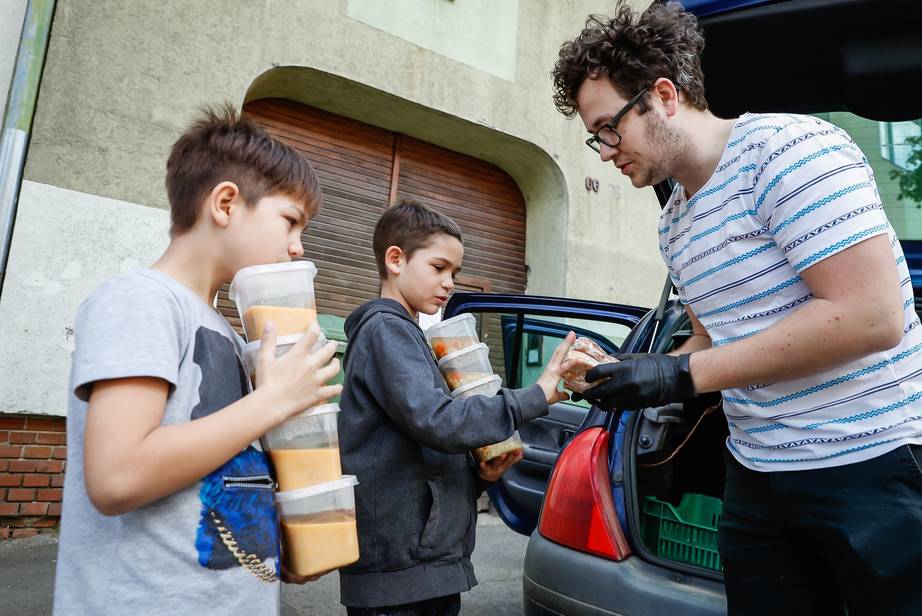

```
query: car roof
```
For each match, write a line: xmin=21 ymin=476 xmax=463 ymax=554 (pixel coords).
xmin=681 ymin=0 xmax=922 ymax=121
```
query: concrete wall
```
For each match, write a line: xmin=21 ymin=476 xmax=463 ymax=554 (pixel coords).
xmin=0 ymin=0 xmax=28 ymax=117
xmin=0 ymin=0 xmax=666 ymax=416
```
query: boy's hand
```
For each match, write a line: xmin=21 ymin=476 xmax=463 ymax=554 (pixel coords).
xmin=255 ymin=321 xmax=343 ymax=423
xmin=536 ymin=331 xmax=577 ymax=405
xmin=476 ymin=448 xmax=524 ymax=482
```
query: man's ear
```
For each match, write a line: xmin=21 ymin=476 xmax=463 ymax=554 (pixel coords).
xmin=207 ymin=181 xmax=242 ymax=228
xmin=384 ymin=245 xmax=404 ymax=276
xmin=652 ymin=78 xmax=681 ymax=118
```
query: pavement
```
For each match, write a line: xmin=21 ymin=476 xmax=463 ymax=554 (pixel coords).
xmin=0 ymin=513 xmax=529 ymax=615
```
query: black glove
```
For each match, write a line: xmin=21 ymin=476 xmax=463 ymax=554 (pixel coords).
xmin=581 ymin=353 xmax=695 ymax=412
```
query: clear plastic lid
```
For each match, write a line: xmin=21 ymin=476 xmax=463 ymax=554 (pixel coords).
xmin=274 ymin=475 xmax=359 ymax=518
xmin=263 ymin=403 xmax=340 ymax=450
xmin=241 ymin=331 xmax=328 ymax=377
xmin=229 ymin=261 xmax=319 ymax=340
xmin=437 ymin=343 xmax=493 ymax=390
xmin=449 ymin=374 xmax=503 ymax=399
xmin=228 ymin=261 xmax=317 ymax=302
xmin=425 ymin=312 xmax=476 ymax=339
xmin=436 ymin=341 xmax=490 ymax=367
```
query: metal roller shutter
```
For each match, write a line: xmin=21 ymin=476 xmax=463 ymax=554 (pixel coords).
xmin=217 ymin=98 xmax=526 ymax=334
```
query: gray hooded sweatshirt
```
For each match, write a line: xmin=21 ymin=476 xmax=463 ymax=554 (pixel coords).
xmin=337 ymin=299 xmax=548 ymax=608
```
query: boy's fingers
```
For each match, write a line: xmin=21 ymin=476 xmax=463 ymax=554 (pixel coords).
xmin=549 ymin=331 xmax=576 ymax=365
xmin=315 ymin=384 xmax=343 ymax=400
xmin=292 ymin=322 xmax=322 ymax=352
xmin=314 ymin=359 xmax=341 ymax=384
xmin=309 ymin=340 xmax=338 ymax=365
xmin=260 ymin=320 xmax=278 ymax=356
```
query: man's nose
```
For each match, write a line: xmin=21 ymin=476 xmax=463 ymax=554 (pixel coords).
xmin=290 ymin=240 xmax=304 ymax=258
xmin=600 ymin=142 xmax=620 ymax=162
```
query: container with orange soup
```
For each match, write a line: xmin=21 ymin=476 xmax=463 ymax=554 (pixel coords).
xmin=228 ymin=261 xmax=318 ymax=340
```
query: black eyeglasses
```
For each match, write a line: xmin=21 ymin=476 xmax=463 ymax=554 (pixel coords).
xmin=585 ymin=85 xmax=652 ymax=153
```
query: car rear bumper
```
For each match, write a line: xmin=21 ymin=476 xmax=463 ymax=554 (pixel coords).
xmin=523 ymin=532 xmax=727 ymax=616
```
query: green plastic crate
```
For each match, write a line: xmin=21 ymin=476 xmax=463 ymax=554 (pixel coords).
xmin=641 ymin=493 xmax=723 ymax=572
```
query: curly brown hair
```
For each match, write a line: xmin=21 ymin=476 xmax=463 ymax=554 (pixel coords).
xmin=551 ymin=1 xmax=708 ymax=118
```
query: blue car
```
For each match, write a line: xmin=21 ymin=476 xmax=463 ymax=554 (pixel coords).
xmin=443 ymin=0 xmax=922 ymax=613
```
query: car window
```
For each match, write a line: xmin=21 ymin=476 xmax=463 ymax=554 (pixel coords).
xmin=817 ymin=113 xmax=922 ymax=240
xmin=507 ymin=314 xmax=631 ymax=410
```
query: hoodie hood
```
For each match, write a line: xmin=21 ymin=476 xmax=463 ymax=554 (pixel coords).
xmin=343 ymin=298 xmax=419 ymax=365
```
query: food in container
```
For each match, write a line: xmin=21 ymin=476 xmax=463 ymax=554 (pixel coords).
xmin=263 ymin=403 xmax=341 ymax=492
xmin=562 ymin=337 xmax=618 ymax=394
xmin=473 ymin=431 xmax=524 ymax=463
xmin=275 ymin=476 xmax=360 ymax=577
xmin=228 ymin=261 xmax=318 ymax=340
xmin=425 ymin=313 xmax=479 ymax=360
xmin=436 ymin=343 xmax=493 ymax=391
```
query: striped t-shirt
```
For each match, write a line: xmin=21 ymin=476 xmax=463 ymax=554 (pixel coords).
xmin=659 ymin=112 xmax=922 ymax=471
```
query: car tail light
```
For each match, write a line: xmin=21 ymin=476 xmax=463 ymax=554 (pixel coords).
xmin=538 ymin=426 xmax=631 ymax=560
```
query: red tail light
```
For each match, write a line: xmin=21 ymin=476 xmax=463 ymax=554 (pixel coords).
xmin=538 ymin=427 xmax=631 ymax=560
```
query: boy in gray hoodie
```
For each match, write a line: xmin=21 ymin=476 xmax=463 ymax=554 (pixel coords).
xmin=338 ymin=200 xmax=574 ymax=616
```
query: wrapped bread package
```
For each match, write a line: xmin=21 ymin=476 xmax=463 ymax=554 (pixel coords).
xmin=562 ymin=337 xmax=618 ymax=394
xmin=473 ymin=431 xmax=524 ymax=463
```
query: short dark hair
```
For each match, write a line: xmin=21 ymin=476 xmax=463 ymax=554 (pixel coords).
xmin=372 ymin=200 xmax=463 ymax=279
xmin=165 ymin=103 xmax=322 ymax=235
xmin=551 ymin=1 xmax=707 ymax=118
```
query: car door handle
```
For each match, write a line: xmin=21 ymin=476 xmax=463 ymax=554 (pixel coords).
xmin=524 ymin=445 xmax=557 ymax=466
xmin=559 ymin=429 xmax=575 ymax=447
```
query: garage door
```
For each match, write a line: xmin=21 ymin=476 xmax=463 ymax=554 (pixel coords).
xmin=217 ymin=98 xmax=526 ymax=332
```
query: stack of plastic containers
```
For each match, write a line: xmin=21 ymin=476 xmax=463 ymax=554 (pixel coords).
xmin=425 ymin=314 xmax=524 ymax=463
xmin=229 ymin=261 xmax=359 ymax=577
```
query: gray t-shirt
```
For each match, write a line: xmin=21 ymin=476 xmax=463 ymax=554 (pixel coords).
xmin=54 ymin=269 xmax=280 ymax=615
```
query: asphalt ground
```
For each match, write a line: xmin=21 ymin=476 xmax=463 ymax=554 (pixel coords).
xmin=0 ymin=512 xmax=529 ymax=615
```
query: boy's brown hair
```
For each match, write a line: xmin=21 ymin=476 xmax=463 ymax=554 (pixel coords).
xmin=552 ymin=1 xmax=708 ymax=118
xmin=372 ymin=200 xmax=463 ymax=279
xmin=165 ymin=103 xmax=322 ymax=236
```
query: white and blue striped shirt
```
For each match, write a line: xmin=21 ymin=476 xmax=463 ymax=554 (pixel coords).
xmin=659 ymin=113 xmax=922 ymax=471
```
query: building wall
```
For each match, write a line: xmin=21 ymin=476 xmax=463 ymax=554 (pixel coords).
xmin=0 ymin=0 xmax=665 ymax=419
xmin=0 ymin=0 xmax=28 ymax=116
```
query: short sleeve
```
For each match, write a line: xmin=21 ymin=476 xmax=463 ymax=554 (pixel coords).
xmin=72 ymin=273 xmax=186 ymax=401
xmin=754 ymin=120 xmax=889 ymax=273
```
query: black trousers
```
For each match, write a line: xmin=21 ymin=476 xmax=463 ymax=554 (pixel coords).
xmin=345 ymin=594 xmax=461 ymax=616
xmin=718 ymin=444 xmax=922 ymax=616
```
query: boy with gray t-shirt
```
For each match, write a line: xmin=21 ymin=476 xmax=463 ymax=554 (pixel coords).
xmin=53 ymin=105 xmax=341 ymax=615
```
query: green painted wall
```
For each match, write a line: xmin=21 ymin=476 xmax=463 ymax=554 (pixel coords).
xmin=818 ymin=112 xmax=922 ymax=240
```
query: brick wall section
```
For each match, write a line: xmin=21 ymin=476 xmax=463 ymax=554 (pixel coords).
xmin=0 ymin=414 xmax=66 ymax=539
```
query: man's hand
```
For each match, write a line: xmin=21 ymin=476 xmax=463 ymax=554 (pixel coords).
xmin=476 ymin=448 xmax=524 ymax=483
xmin=582 ymin=353 xmax=695 ymax=411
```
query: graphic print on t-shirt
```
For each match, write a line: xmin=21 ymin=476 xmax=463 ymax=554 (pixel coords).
xmin=190 ymin=326 xmax=280 ymax=581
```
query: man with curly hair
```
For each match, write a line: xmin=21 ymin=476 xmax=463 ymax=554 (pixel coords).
xmin=552 ymin=2 xmax=922 ymax=614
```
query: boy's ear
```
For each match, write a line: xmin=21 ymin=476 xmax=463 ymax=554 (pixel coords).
xmin=384 ymin=245 xmax=405 ymax=276
xmin=207 ymin=181 xmax=242 ymax=228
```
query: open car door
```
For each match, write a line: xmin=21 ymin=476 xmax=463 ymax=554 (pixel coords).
xmin=442 ymin=293 xmax=650 ymax=535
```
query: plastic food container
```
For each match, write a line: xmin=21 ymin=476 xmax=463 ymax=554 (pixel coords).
xmin=473 ymin=431 xmax=524 ymax=463
xmin=228 ymin=261 xmax=318 ymax=340
xmin=449 ymin=374 xmax=503 ymax=400
xmin=437 ymin=343 xmax=494 ymax=391
xmin=241 ymin=332 xmax=328 ymax=379
xmin=264 ymin=404 xmax=342 ymax=491
xmin=275 ymin=476 xmax=360 ymax=577
xmin=425 ymin=313 xmax=479 ymax=360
